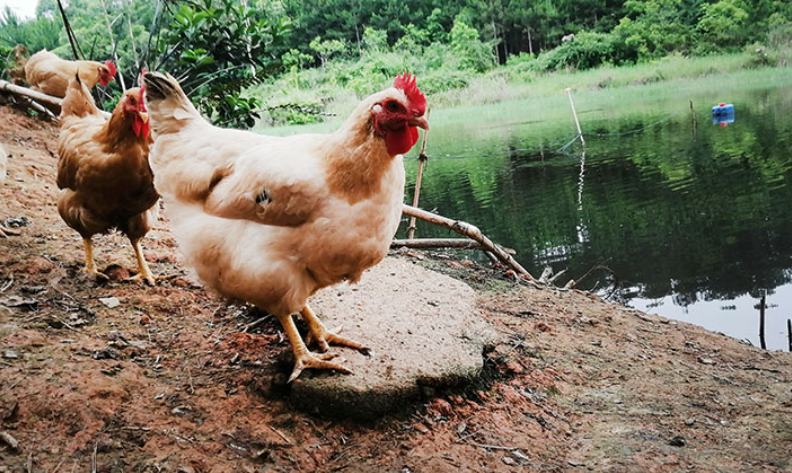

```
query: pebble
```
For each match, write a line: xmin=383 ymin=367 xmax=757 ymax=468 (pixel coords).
xmin=2 ymin=350 xmax=18 ymax=359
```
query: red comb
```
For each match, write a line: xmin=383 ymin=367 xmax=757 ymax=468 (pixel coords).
xmin=393 ymin=71 xmax=426 ymax=115
xmin=105 ymin=60 xmax=116 ymax=77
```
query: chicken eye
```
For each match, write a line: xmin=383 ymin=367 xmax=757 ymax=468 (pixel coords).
xmin=385 ymin=101 xmax=400 ymax=112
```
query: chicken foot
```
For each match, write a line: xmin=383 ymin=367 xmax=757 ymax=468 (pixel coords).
xmin=277 ymin=312 xmax=353 ymax=383
xmin=128 ymin=238 xmax=156 ymax=285
xmin=301 ymin=304 xmax=371 ymax=355
xmin=0 ymin=224 xmax=20 ymax=238
xmin=82 ymin=238 xmax=109 ymax=281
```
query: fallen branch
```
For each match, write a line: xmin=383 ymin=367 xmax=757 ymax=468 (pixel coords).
xmin=0 ymin=80 xmax=110 ymax=118
xmin=391 ymin=238 xmax=516 ymax=254
xmin=402 ymin=204 xmax=534 ymax=281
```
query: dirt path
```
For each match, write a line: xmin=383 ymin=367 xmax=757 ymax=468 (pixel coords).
xmin=1 ymin=106 xmax=790 ymax=472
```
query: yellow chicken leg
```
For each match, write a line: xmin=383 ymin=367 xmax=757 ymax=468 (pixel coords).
xmin=128 ymin=238 xmax=156 ymax=285
xmin=82 ymin=238 xmax=108 ymax=281
xmin=301 ymin=304 xmax=370 ymax=355
xmin=277 ymin=312 xmax=352 ymax=383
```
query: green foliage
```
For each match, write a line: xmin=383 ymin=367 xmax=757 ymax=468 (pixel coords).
xmin=0 ymin=7 xmax=62 ymax=53
xmin=536 ymin=31 xmax=616 ymax=70
xmin=449 ymin=15 xmax=495 ymax=72
xmin=309 ymin=36 xmax=346 ymax=66
xmin=215 ymin=92 xmax=262 ymax=129
xmin=362 ymin=27 xmax=388 ymax=53
xmin=159 ymin=0 xmax=291 ymax=128
xmin=1 ymin=0 xmax=791 ymax=128
xmin=697 ymin=0 xmax=750 ymax=50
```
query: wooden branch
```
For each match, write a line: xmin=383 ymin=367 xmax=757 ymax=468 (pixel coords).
xmin=0 ymin=80 xmax=111 ymax=118
xmin=402 ymin=204 xmax=534 ymax=280
xmin=407 ymin=108 xmax=431 ymax=239
xmin=0 ymin=80 xmax=63 ymax=108
xmin=392 ymin=238 xmax=516 ymax=254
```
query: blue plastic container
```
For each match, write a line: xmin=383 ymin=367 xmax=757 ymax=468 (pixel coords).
xmin=712 ymin=102 xmax=735 ymax=125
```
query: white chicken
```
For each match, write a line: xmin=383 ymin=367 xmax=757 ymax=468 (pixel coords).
xmin=143 ymin=71 xmax=428 ymax=381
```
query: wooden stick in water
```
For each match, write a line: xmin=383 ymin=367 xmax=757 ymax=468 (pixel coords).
xmin=565 ymin=88 xmax=585 ymax=147
xmin=787 ymin=318 xmax=791 ymax=352
xmin=759 ymin=291 xmax=767 ymax=350
xmin=407 ymin=109 xmax=431 ymax=240
xmin=402 ymin=204 xmax=534 ymax=280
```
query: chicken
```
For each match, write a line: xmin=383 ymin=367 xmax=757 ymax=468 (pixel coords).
xmin=57 ymin=73 xmax=158 ymax=284
xmin=25 ymin=50 xmax=116 ymax=98
xmin=143 ymin=71 xmax=428 ymax=381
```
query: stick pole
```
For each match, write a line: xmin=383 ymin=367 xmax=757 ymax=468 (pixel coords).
xmin=565 ymin=88 xmax=585 ymax=147
xmin=787 ymin=318 xmax=791 ymax=352
xmin=407 ymin=109 xmax=431 ymax=240
xmin=759 ymin=291 xmax=767 ymax=350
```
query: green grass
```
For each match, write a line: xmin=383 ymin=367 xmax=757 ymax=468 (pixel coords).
xmin=258 ymin=55 xmax=792 ymax=140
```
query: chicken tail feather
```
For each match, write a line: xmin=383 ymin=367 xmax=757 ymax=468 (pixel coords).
xmin=142 ymin=71 xmax=202 ymax=134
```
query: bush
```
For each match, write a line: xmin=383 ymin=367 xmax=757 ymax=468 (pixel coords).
xmin=536 ymin=32 xmax=616 ymax=71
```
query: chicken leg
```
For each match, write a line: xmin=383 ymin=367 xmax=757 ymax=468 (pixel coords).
xmin=300 ymin=304 xmax=370 ymax=354
xmin=82 ymin=238 xmax=108 ymax=280
xmin=128 ymin=238 xmax=156 ymax=285
xmin=277 ymin=312 xmax=353 ymax=383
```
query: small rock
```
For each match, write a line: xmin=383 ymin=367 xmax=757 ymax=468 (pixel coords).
xmin=99 ymin=296 xmax=121 ymax=309
xmin=2 ymin=350 xmax=19 ymax=359
xmin=502 ymin=456 xmax=516 ymax=466
xmin=456 ymin=422 xmax=467 ymax=435
xmin=568 ymin=460 xmax=584 ymax=467
xmin=668 ymin=435 xmax=686 ymax=447
xmin=0 ymin=296 xmax=38 ymax=310
xmin=139 ymin=314 xmax=151 ymax=325
xmin=698 ymin=358 xmax=716 ymax=365
xmin=685 ymin=417 xmax=696 ymax=426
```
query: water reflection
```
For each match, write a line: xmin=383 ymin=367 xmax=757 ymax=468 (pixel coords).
xmin=404 ymin=82 xmax=792 ymax=350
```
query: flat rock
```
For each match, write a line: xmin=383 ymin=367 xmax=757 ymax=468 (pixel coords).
xmin=290 ymin=257 xmax=498 ymax=419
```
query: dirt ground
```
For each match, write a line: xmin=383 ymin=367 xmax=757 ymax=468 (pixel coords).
xmin=1 ymin=105 xmax=790 ymax=473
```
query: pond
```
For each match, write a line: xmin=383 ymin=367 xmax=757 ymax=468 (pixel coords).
xmin=402 ymin=70 xmax=792 ymax=351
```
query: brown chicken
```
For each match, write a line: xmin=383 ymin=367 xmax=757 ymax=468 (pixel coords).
xmin=144 ymin=71 xmax=428 ymax=381
xmin=25 ymin=50 xmax=116 ymax=98
xmin=57 ymin=74 xmax=157 ymax=284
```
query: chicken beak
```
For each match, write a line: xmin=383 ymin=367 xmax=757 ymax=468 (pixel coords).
xmin=409 ymin=116 xmax=429 ymax=130
xmin=138 ymin=111 xmax=149 ymax=123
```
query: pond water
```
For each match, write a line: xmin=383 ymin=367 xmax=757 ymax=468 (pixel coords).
xmin=402 ymin=73 xmax=792 ymax=351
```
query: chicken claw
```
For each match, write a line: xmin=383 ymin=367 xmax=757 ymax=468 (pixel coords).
xmin=288 ymin=351 xmax=352 ymax=384
xmin=130 ymin=238 xmax=156 ymax=285
xmin=276 ymin=311 xmax=354 ymax=383
xmin=301 ymin=305 xmax=371 ymax=355
xmin=0 ymin=224 xmax=20 ymax=238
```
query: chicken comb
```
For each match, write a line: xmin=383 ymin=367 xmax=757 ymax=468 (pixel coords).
xmin=105 ymin=60 xmax=117 ymax=77
xmin=393 ymin=71 xmax=426 ymax=115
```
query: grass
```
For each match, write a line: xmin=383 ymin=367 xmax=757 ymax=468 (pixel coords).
xmin=258 ymin=54 xmax=792 ymax=146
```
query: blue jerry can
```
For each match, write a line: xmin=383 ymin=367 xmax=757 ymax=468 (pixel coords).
xmin=712 ymin=102 xmax=735 ymax=125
